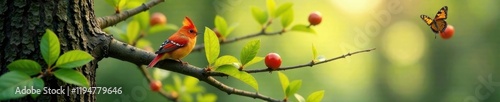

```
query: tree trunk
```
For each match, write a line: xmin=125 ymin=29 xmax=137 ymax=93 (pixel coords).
xmin=1 ymin=0 xmax=108 ymax=101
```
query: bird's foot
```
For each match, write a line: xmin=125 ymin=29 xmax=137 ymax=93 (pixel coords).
xmin=177 ymin=59 xmax=188 ymax=65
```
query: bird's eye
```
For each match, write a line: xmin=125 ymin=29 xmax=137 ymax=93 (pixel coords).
xmin=189 ymin=29 xmax=195 ymax=33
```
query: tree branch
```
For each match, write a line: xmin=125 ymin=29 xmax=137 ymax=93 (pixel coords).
xmin=206 ymin=48 xmax=376 ymax=76
xmin=203 ymin=76 xmax=280 ymax=102
xmin=192 ymin=29 xmax=285 ymax=52
xmin=108 ymin=39 xmax=205 ymax=78
xmin=106 ymin=38 xmax=375 ymax=101
xmin=108 ymin=39 xmax=282 ymax=101
xmin=97 ymin=0 xmax=164 ymax=29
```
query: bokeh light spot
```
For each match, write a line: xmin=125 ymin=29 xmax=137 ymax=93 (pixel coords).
xmin=331 ymin=0 xmax=381 ymax=14
xmin=381 ymin=21 xmax=427 ymax=65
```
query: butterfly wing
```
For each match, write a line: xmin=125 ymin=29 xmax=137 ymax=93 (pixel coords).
xmin=434 ymin=6 xmax=448 ymax=20
xmin=420 ymin=15 xmax=434 ymax=25
xmin=421 ymin=6 xmax=448 ymax=34
xmin=429 ymin=19 xmax=447 ymax=33
xmin=431 ymin=6 xmax=448 ymax=33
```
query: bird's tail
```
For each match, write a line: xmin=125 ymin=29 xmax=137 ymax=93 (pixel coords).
xmin=147 ymin=54 xmax=164 ymax=68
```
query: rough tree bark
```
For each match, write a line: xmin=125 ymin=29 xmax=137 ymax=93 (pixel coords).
xmin=1 ymin=0 xmax=110 ymax=101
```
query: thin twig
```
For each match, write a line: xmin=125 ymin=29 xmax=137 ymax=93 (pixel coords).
xmin=206 ymin=48 xmax=377 ymax=76
xmin=132 ymin=30 xmax=175 ymax=100
xmin=137 ymin=64 xmax=177 ymax=101
xmin=97 ymin=0 xmax=165 ymax=29
xmin=202 ymin=76 xmax=281 ymax=102
xmin=138 ymin=64 xmax=153 ymax=82
xmin=192 ymin=30 xmax=285 ymax=52
xmin=192 ymin=17 xmax=284 ymax=52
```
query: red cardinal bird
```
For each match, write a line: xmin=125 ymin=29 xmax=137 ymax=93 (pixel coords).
xmin=147 ymin=17 xmax=198 ymax=68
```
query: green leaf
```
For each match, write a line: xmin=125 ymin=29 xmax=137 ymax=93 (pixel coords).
xmin=277 ymin=72 xmax=289 ymax=96
xmin=240 ymin=40 xmax=260 ymax=66
xmin=225 ymin=24 xmax=239 ymax=37
xmin=204 ymin=27 xmax=220 ymax=65
xmin=214 ymin=15 xmax=228 ymax=37
xmin=55 ymin=50 xmax=94 ymax=69
xmin=134 ymin=11 xmax=149 ymax=30
xmin=41 ymin=29 xmax=60 ymax=67
xmin=7 ymin=59 xmax=41 ymax=76
xmin=173 ymin=74 xmax=182 ymax=91
xmin=30 ymin=78 xmax=44 ymax=99
xmin=149 ymin=24 xmax=178 ymax=34
xmin=0 ymin=71 xmax=32 ymax=100
xmin=286 ymin=80 xmax=302 ymax=97
xmin=190 ymin=86 xmax=205 ymax=95
xmin=105 ymin=0 xmax=129 ymax=9
xmin=242 ymin=56 xmax=263 ymax=68
xmin=184 ymin=76 xmax=202 ymax=93
xmin=118 ymin=33 xmax=129 ymax=42
xmin=266 ymin=0 xmax=276 ymax=17
xmin=53 ymin=69 xmax=90 ymax=87
xmin=180 ymin=93 xmax=193 ymax=102
xmin=291 ymin=24 xmax=316 ymax=34
xmin=105 ymin=26 xmax=127 ymax=41
xmin=124 ymin=1 xmax=143 ymax=9
xmin=132 ymin=0 xmax=146 ymax=3
xmin=164 ymin=85 xmax=175 ymax=92
xmin=197 ymin=93 xmax=217 ymax=102
xmin=215 ymin=65 xmax=258 ymax=91
xmin=251 ymin=6 xmax=268 ymax=25
xmin=104 ymin=27 xmax=124 ymax=35
xmin=117 ymin=0 xmax=128 ymax=9
xmin=183 ymin=76 xmax=198 ymax=89
xmin=294 ymin=93 xmax=306 ymax=102
xmin=274 ymin=3 xmax=293 ymax=18
xmin=213 ymin=55 xmax=240 ymax=69
xmin=280 ymin=8 xmax=294 ymax=28
xmin=135 ymin=39 xmax=151 ymax=49
xmin=312 ymin=44 xmax=318 ymax=61
xmin=152 ymin=68 xmax=170 ymax=81
xmin=127 ymin=20 xmax=140 ymax=44
xmin=306 ymin=90 xmax=325 ymax=102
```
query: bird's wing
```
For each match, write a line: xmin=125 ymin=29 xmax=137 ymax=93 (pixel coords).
xmin=155 ymin=37 xmax=189 ymax=54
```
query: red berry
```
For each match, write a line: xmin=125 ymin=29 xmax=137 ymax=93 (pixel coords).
xmin=150 ymin=80 xmax=162 ymax=92
xmin=440 ymin=25 xmax=455 ymax=40
xmin=150 ymin=12 xmax=167 ymax=26
xmin=265 ymin=53 xmax=282 ymax=70
xmin=308 ymin=11 xmax=322 ymax=26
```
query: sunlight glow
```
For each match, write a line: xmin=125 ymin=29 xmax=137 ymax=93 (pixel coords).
xmin=331 ymin=0 xmax=381 ymax=14
xmin=381 ymin=21 xmax=427 ymax=65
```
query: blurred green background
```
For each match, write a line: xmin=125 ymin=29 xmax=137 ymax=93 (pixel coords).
xmin=94 ymin=0 xmax=500 ymax=102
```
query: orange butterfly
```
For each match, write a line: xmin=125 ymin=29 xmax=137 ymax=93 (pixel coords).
xmin=420 ymin=6 xmax=448 ymax=38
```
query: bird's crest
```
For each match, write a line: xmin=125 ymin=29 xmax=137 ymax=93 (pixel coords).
xmin=183 ymin=17 xmax=196 ymax=31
